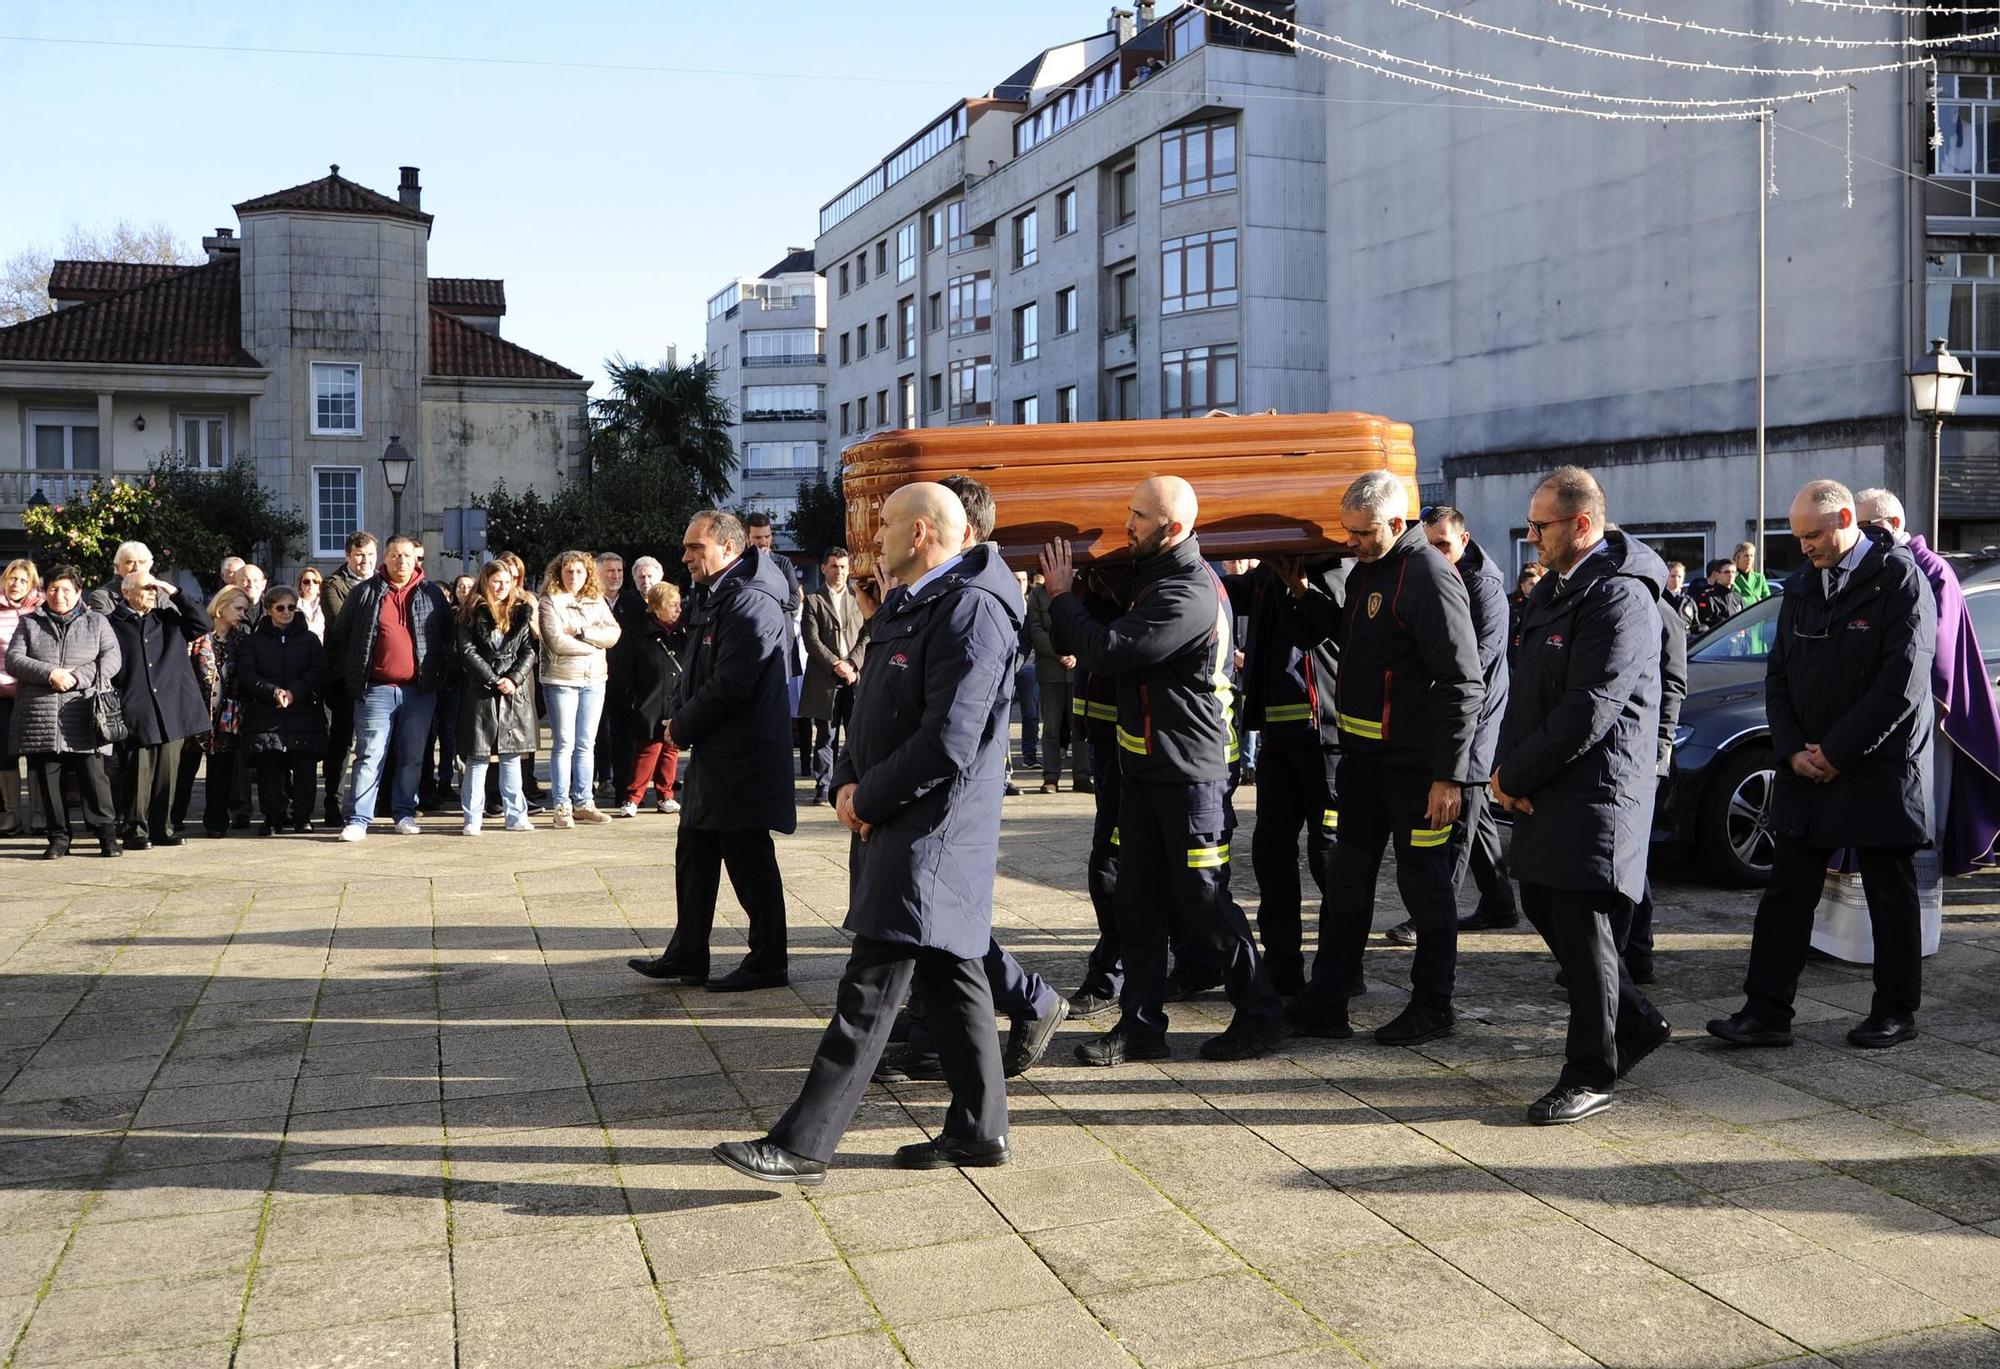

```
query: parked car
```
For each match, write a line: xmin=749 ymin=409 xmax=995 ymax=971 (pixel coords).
xmin=1654 ymin=557 xmax=2000 ymax=885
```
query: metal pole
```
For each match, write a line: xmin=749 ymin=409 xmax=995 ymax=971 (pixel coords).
xmin=1932 ymin=417 xmax=1944 ymax=546
xmin=1756 ymin=109 xmax=1768 ymax=572
xmin=391 ymin=490 xmax=403 ymax=539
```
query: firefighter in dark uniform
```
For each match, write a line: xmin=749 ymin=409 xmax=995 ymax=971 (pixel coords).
xmin=1065 ymin=572 xmax=1130 ymax=1018
xmin=1222 ymin=558 xmax=1345 ymax=995
xmin=1045 ymin=475 xmax=1287 ymax=1065
xmin=1278 ymin=471 xmax=1483 ymax=1045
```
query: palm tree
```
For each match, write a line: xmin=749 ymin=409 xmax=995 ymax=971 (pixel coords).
xmin=593 ymin=356 xmax=737 ymax=505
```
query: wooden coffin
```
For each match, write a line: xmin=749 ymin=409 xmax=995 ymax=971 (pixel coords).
xmin=840 ymin=411 xmax=1418 ymax=580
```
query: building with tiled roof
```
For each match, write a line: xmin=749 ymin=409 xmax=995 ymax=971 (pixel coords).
xmin=0 ymin=165 xmax=587 ymax=570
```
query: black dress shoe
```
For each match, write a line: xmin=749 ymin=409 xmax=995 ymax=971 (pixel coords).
xmin=1003 ymin=782 xmax=1023 ymax=797
xmin=706 ymin=966 xmax=789 ymax=993
xmin=230 ymin=814 xmax=250 ymax=830
xmin=1705 ymin=1011 xmax=1793 ymax=1048
xmin=712 ymin=1137 xmax=826 ymax=1186
xmin=256 ymin=823 xmax=276 ymax=837
xmin=1199 ymin=1014 xmax=1290 ymax=1061
xmin=627 ymin=956 xmax=706 ymax=985
xmin=155 ymin=834 xmax=185 ymax=847
xmin=1003 ymin=998 xmax=1070 ymax=1076
xmin=873 ymin=1045 xmax=945 ymax=1083
xmin=894 ymin=1134 xmax=1010 ymax=1170
xmin=1375 ymin=1002 xmax=1455 ymax=1046
xmin=1283 ymin=997 xmax=1354 ymax=1039
xmin=1528 ymin=1084 xmax=1614 ymax=1125
xmin=1617 ymin=1016 xmax=1672 ymax=1079
xmin=291 ymin=822 xmax=313 ymax=835
xmin=1458 ymin=908 xmax=1522 ymax=932
xmin=41 ymin=842 xmax=68 ymax=861
xmin=1383 ymin=920 xmax=1417 ymax=946
xmin=1067 ymin=990 xmax=1117 ymax=1019
xmin=1847 ymin=1014 xmax=1918 ymax=1049
xmin=322 ymin=798 xmax=342 ymax=827
xmin=1074 ymin=1024 xmax=1170 ymax=1067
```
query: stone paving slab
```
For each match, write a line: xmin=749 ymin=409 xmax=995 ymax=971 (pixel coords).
xmin=0 ymin=779 xmax=1998 ymax=1366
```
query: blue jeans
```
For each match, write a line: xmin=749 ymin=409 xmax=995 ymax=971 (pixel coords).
xmin=544 ymin=681 xmax=606 ymax=809
xmin=461 ymin=756 xmax=525 ymax=828
xmin=345 ymin=684 xmax=437 ymax=825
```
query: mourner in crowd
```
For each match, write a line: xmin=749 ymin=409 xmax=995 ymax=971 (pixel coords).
xmin=237 ymin=584 xmax=329 ymax=834
xmin=455 ymin=558 xmax=539 ymax=835
xmin=619 ymin=581 xmax=685 ymax=818
xmin=801 ymin=545 xmax=866 ymax=807
xmin=107 ymin=568 xmax=211 ymax=849
xmin=8 ymin=565 xmax=121 ymax=858
xmin=319 ymin=531 xmax=378 ymax=825
xmin=537 ymin=549 xmax=622 ymax=827
xmin=0 ymin=559 xmax=43 ymax=835
xmin=1690 ymin=558 xmax=1745 ymax=634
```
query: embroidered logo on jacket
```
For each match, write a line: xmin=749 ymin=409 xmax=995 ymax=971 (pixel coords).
xmin=1848 ymin=619 xmax=1871 ymax=631
xmin=1545 ymin=633 xmax=1565 ymax=649
xmin=1366 ymin=592 xmax=1383 ymax=619
xmin=889 ymin=652 xmax=910 ymax=669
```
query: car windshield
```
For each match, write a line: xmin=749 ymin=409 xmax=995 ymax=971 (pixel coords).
xmin=1690 ymin=593 xmax=1782 ymax=663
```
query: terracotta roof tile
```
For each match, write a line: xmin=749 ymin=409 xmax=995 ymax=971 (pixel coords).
xmin=429 ymin=277 xmax=506 ymax=312
xmin=47 ymin=260 xmax=191 ymax=302
xmin=0 ymin=257 xmax=260 ymax=368
xmin=428 ymin=308 xmax=580 ymax=382
xmin=234 ymin=168 xmax=433 ymax=226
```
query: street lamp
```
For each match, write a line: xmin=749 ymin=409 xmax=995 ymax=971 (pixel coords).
xmin=1907 ymin=337 xmax=1967 ymax=546
xmin=379 ymin=436 xmax=414 ymax=537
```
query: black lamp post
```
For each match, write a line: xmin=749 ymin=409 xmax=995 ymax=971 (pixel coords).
xmin=1907 ymin=338 xmax=1967 ymax=546
xmin=379 ymin=436 xmax=414 ymax=538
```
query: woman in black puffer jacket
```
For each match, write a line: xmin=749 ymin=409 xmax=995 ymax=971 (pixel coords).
xmin=456 ymin=560 xmax=540 ymax=834
xmin=236 ymin=586 xmax=328 ymax=834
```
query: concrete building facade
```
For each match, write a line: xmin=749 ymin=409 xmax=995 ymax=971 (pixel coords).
xmin=703 ymin=252 xmax=828 ymax=543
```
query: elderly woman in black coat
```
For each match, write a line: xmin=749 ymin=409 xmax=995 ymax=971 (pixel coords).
xmin=6 ymin=565 xmax=122 ymax=858
xmin=456 ymin=559 xmax=540 ymax=835
xmin=237 ymin=585 xmax=329 ymax=834
xmin=108 ymin=569 xmax=212 ymax=850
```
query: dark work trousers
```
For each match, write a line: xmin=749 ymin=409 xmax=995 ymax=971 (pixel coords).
xmin=1623 ymin=880 xmax=1657 ymax=974
xmin=1248 ymin=726 xmax=1337 ymax=991
xmin=323 ymin=680 xmax=355 ymax=814
xmin=1520 ymin=881 xmax=1658 ymax=1090
xmin=256 ymin=752 xmax=320 ymax=828
xmin=1038 ymin=679 xmax=1081 ymax=787
xmin=770 ymin=935 xmax=1005 ymax=1164
xmin=200 ymin=748 xmax=240 ymax=835
xmin=1302 ymin=757 xmax=1464 ymax=1018
xmin=810 ymin=685 xmax=853 ymax=797
xmin=31 ymin=753 xmax=113 ymax=844
xmin=1745 ymin=835 xmax=1922 ymax=1026
xmin=431 ymin=686 xmax=462 ymax=798
xmin=1075 ymin=738 xmax=1125 ymax=1000
xmin=662 ymin=824 xmax=789 ymax=978
xmin=906 ymin=937 xmax=1057 ymax=1054
xmin=118 ymin=741 xmax=181 ymax=843
xmin=170 ymin=736 xmax=207 ymax=833
xmin=595 ymin=681 xmax=627 ymax=795
xmin=1455 ymin=786 xmax=1518 ymax=922
xmin=1115 ymin=775 xmax=1282 ymax=1040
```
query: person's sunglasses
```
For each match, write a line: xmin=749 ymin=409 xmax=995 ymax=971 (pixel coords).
xmin=270 ymin=602 xmax=297 ymax=613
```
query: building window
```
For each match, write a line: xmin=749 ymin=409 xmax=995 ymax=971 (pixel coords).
xmin=744 ymin=441 xmax=825 ymax=471
xmin=927 ymin=372 xmax=944 ymax=412
xmin=947 ymin=201 xmax=988 ymax=253
xmin=856 ymin=395 xmax=869 ymax=429
xmin=1114 ymin=164 xmax=1137 ymax=224
xmin=1114 ymin=269 xmax=1137 ymax=328
xmin=311 ymin=466 xmax=361 ymax=558
xmin=927 ymin=292 xmax=943 ymax=331
xmin=876 ymin=390 xmax=890 ymax=430
xmin=745 ymin=494 xmax=799 ymax=527
xmin=839 ymin=263 xmax=850 ymax=296
xmin=927 ymin=208 xmax=945 ymax=251
xmin=875 ymin=314 xmax=888 ymax=351
xmin=1056 ymin=286 xmax=1078 ymax=334
xmin=1162 ymin=230 xmax=1239 ymax=314
xmin=898 ymin=298 xmax=917 ymax=358
xmin=1014 ymin=302 xmax=1040 ymax=361
xmin=1013 ymin=395 xmax=1040 ymax=425
xmin=839 ymin=332 xmax=851 ymax=366
xmin=948 ymin=272 xmax=992 ymax=336
xmin=899 ymin=375 xmax=917 ymax=428
xmin=1014 ymin=209 xmax=1039 ymax=268
xmin=1161 ymin=345 xmax=1240 ymax=417
xmin=1926 ymin=251 xmax=2000 ymax=395
xmin=876 ymin=240 xmax=888 ymax=276
xmin=855 ymin=326 xmax=868 ymax=359
xmin=743 ymin=384 xmax=825 ymax=418
xmin=1056 ymin=187 xmax=1078 ymax=236
xmin=948 ymin=357 xmax=993 ymax=421
xmin=839 ymin=402 xmax=851 ymax=435
xmin=744 ymin=328 xmax=821 ymax=362
xmin=1934 ymin=76 xmax=2000 ymax=178
xmin=27 ymin=409 xmax=99 ymax=471
xmin=310 ymin=362 xmax=361 ymax=435
xmin=1106 ymin=371 xmax=1138 ymax=420
xmin=1057 ymin=385 xmax=1079 ymax=423
xmin=897 ymin=223 xmax=919 ymax=281
xmin=1162 ymin=120 xmax=1239 ymax=202
xmin=178 ymin=413 xmax=229 ymax=471
xmin=855 ymin=252 xmax=867 ymax=286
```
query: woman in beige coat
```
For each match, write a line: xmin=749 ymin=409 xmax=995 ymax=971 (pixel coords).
xmin=537 ymin=549 xmax=621 ymax=827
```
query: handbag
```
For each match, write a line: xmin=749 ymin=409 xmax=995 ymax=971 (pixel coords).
xmin=90 ymin=688 xmax=129 ymax=748
xmin=216 ymin=698 xmax=241 ymax=735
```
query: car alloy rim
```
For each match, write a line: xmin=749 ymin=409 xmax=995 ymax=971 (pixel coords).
xmin=1726 ymin=766 xmax=1777 ymax=873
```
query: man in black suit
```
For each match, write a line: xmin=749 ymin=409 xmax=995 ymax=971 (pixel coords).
xmin=713 ymin=483 xmax=1020 ymax=1183
xmin=1709 ymin=479 xmax=1937 ymax=1051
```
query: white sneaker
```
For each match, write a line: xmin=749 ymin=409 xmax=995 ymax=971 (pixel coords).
xmin=504 ymin=816 xmax=535 ymax=833
xmin=338 ymin=822 xmax=368 ymax=843
xmin=551 ymin=806 xmax=574 ymax=829
xmin=616 ymin=802 xmax=639 ymax=819
xmin=461 ymin=822 xmax=481 ymax=836
xmin=656 ymin=798 xmax=681 ymax=815
xmin=394 ymin=816 xmax=421 ymax=836
xmin=573 ymin=805 xmax=611 ymax=825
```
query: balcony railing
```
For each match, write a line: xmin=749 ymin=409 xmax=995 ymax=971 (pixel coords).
xmin=742 ymin=408 xmax=828 ymax=423
xmin=742 ymin=354 xmax=827 ymax=367
xmin=0 ymin=469 xmax=102 ymax=510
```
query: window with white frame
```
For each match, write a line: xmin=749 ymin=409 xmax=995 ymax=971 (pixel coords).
xmin=1161 ymin=345 xmax=1239 ymax=417
xmin=1056 ymin=385 xmax=1079 ymax=423
xmin=900 ymin=375 xmax=917 ymax=428
xmin=1162 ymin=230 xmax=1239 ymax=313
xmin=312 ymin=466 xmax=362 ymax=558
xmin=744 ymin=441 xmax=824 ymax=471
xmin=27 ymin=410 xmax=100 ymax=470
xmin=742 ymin=384 xmax=825 ymax=416
xmin=1933 ymin=75 xmax=2000 ymax=177
xmin=1927 ymin=252 xmax=2000 ymax=396
xmin=1013 ymin=395 xmax=1040 ymax=424
xmin=743 ymin=328 xmax=820 ymax=361
xmin=897 ymin=223 xmax=919 ymax=281
xmin=745 ymin=495 xmax=798 ymax=526
xmin=178 ymin=413 xmax=229 ymax=471
xmin=310 ymin=362 xmax=362 ymax=435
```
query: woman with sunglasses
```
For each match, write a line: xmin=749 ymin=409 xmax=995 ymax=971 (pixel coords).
xmin=296 ymin=566 xmax=326 ymax=640
xmin=237 ymin=586 xmax=329 ymax=834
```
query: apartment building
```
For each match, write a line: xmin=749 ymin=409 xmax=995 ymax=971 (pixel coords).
xmin=703 ymin=250 xmax=829 ymax=542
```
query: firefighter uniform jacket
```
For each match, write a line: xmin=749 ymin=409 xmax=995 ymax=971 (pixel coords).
xmin=1224 ymin=560 xmax=1345 ymax=744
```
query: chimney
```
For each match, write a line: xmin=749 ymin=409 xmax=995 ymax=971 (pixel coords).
xmin=399 ymin=166 xmax=422 ymax=211
xmin=1137 ymin=1 xmax=1156 ymax=27
xmin=664 ymin=344 xmax=678 ymax=369
xmin=202 ymin=226 xmax=239 ymax=263
xmin=1108 ymin=5 xmax=1134 ymax=40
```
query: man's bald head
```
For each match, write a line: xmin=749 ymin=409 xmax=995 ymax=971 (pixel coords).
xmin=878 ymin=481 xmax=967 ymax=583
xmin=1855 ymin=486 xmax=1907 ymax=535
xmin=1789 ymin=478 xmax=1860 ymax=570
xmin=1127 ymin=475 xmax=1197 ymax=560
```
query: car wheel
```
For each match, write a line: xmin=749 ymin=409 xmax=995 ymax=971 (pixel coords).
xmin=1699 ymin=744 xmax=1777 ymax=886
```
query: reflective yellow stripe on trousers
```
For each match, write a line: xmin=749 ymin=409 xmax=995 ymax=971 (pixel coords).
xmin=1408 ymin=826 xmax=1452 ymax=849
xmin=1264 ymin=703 xmax=1312 ymax=723
xmin=1187 ymin=842 xmax=1230 ymax=869
xmin=1116 ymin=726 xmax=1147 ymax=755
xmin=1336 ymin=713 xmax=1384 ymax=740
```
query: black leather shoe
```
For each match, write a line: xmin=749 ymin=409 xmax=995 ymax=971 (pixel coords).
xmin=627 ymin=956 xmax=706 ymax=985
xmin=1163 ymin=967 xmax=1221 ymax=1002
xmin=894 ymin=1134 xmax=1010 ymax=1170
xmin=1283 ymin=998 xmax=1354 ymax=1039
xmin=1617 ymin=1016 xmax=1672 ymax=1079
xmin=256 ymin=823 xmax=276 ymax=837
xmin=1375 ymin=1003 xmax=1455 ymax=1046
xmin=1383 ymin=920 xmax=1417 ymax=946
xmin=1074 ymin=1025 xmax=1170 ymax=1067
xmin=99 ymin=834 xmax=123 ymax=858
xmin=1459 ymin=908 xmax=1521 ymax=932
xmin=1199 ymin=1014 xmax=1290 ymax=1061
xmin=1067 ymin=990 xmax=1117 ymax=1019
xmin=706 ymin=966 xmax=789 ymax=993
xmin=290 ymin=822 xmax=313 ymax=836
xmin=712 ymin=1137 xmax=826 ymax=1186
xmin=41 ymin=842 xmax=68 ymax=861
xmin=322 ymin=798 xmax=342 ymax=827
xmin=1847 ymin=1014 xmax=1918 ymax=1049
xmin=1004 ymin=997 xmax=1071 ymax=1077
xmin=123 ymin=836 xmax=150 ymax=852
xmin=1528 ymin=1084 xmax=1614 ymax=1125
xmin=873 ymin=1045 xmax=944 ymax=1083
xmin=155 ymin=834 xmax=185 ymax=847
xmin=1705 ymin=1011 xmax=1792 ymax=1049
xmin=1003 ymin=782 xmax=1023 ymax=797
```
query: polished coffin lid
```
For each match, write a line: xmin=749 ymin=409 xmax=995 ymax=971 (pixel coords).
xmin=840 ymin=411 xmax=1417 ymax=579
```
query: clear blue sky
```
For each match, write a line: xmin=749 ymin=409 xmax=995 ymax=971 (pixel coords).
xmin=0 ymin=1 xmax=1105 ymax=393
